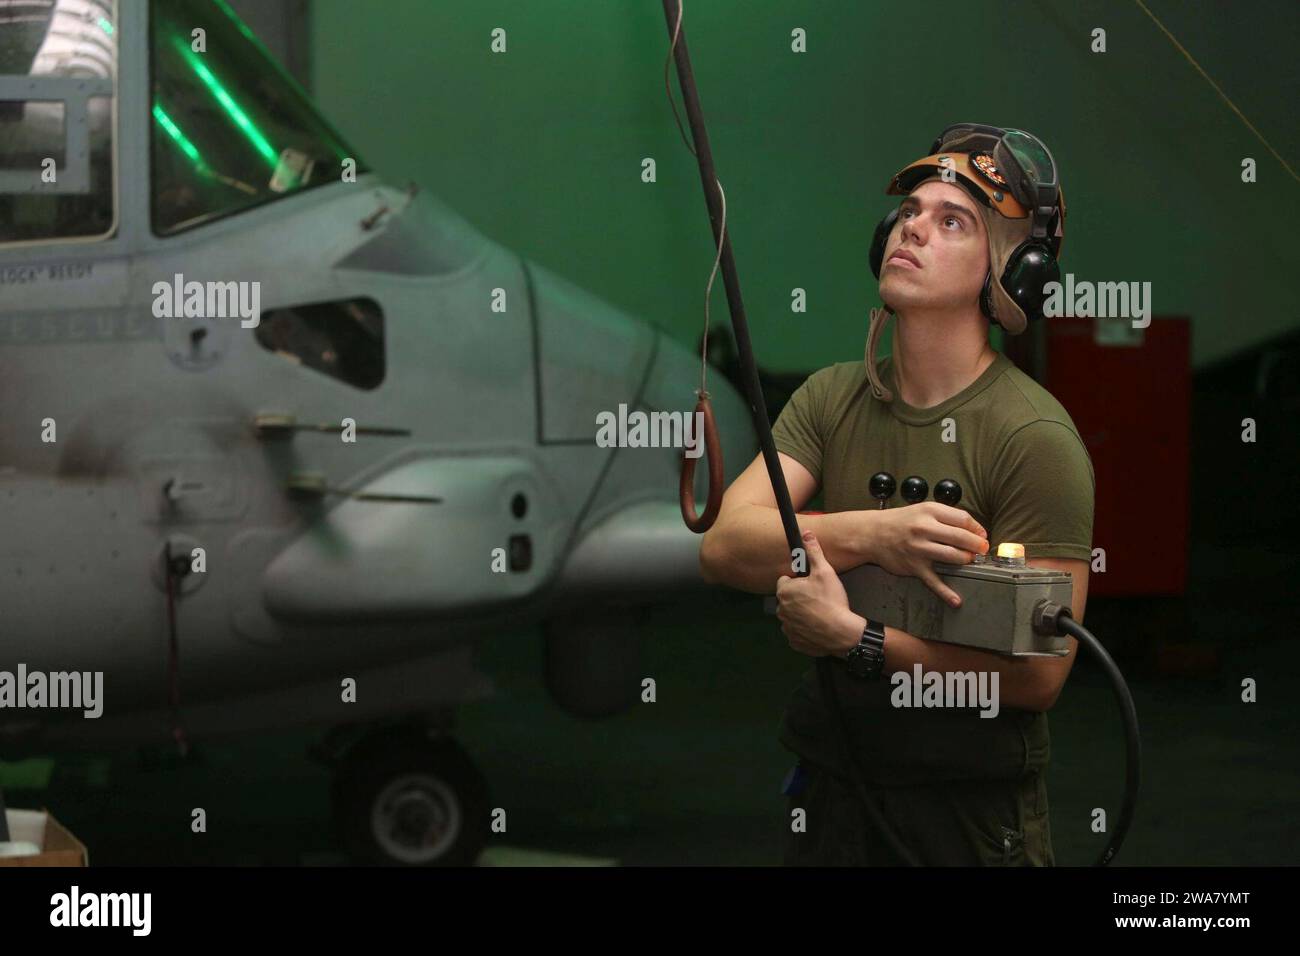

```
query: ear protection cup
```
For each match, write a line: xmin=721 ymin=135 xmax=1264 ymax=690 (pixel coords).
xmin=996 ymin=201 xmax=1064 ymax=325
xmin=999 ymin=240 xmax=1060 ymax=325
xmin=868 ymin=207 xmax=897 ymax=279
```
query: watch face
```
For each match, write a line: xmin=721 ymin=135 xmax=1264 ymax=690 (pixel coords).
xmin=846 ymin=626 xmax=885 ymax=678
xmin=847 ymin=645 xmax=877 ymax=678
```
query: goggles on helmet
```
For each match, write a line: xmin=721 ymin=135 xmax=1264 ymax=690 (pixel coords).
xmin=887 ymin=123 xmax=1065 ymax=249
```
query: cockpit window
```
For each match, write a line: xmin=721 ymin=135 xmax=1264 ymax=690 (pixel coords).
xmin=150 ymin=0 xmax=366 ymax=235
xmin=0 ymin=0 xmax=117 ymax=246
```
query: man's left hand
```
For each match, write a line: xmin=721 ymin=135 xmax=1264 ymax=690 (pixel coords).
xmin=775 ymin=530 xmax=863 ymax=658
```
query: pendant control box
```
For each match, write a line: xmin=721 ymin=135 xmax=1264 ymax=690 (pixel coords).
xmin=838 ymin=552 xmax=1073 ymax=657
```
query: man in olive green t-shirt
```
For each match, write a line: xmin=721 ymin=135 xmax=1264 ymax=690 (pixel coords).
xmin=699 ymin=126 xmax=1093 ymax=865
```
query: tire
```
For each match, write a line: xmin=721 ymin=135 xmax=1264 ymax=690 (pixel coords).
xmin=332 ymin=734 xmax=490 ymax=867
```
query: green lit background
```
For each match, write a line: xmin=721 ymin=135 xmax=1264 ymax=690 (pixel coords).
xmin=311 ymin=0 xmax=1298 ymax=371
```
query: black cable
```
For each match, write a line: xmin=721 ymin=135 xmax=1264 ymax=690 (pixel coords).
xmin=1056 ymin=612 xmax=1141 ymax=866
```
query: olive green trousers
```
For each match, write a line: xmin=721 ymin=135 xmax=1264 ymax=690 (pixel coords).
xmin=782 ymin=762 xmax=1055 ymax=866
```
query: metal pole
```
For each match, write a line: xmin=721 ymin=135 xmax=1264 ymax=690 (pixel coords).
xmin=660 ymin=0 xmax=803 ymax=562
xmin=660 ymin=0 xmax=921 ymax=866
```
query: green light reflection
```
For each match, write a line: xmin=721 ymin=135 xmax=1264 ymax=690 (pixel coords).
xmin=170 ymin=33 xmax=278 ymax=167
xmin=152 ymin=103 xmax=206 ymax=169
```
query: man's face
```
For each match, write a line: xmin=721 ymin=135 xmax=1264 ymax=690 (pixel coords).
xmin=878 ymin=179 xmax=989 ymax=314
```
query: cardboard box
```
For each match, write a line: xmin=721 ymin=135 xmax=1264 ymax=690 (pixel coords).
xmin=0 ymin=809 xmax=89 ymax=867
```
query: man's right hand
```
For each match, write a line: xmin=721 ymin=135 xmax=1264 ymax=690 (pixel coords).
xmin=866 ymin=504 xmax=989 ymax=607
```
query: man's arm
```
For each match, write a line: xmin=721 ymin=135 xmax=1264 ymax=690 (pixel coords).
xmin=702 ymin=450 xmax=991 ymax=602
xmin=1009 ymin=555 xmax=1089 ymax=710
xmin=698 ymin=451 xmax=877 ymax=594
xmin=814 ymin=554 xmax=1090 ymax=713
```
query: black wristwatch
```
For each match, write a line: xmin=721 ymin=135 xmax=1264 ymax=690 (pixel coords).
xmin=841 ymin=618 xmax=887 ymax=680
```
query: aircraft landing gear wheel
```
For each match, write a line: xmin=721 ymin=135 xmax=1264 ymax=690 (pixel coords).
xmin=332 ymin=735 xmax=490 ymax=866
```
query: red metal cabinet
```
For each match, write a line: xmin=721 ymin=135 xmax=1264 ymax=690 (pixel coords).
xmin=1033 ymin=317 xmax=1190 ymax=596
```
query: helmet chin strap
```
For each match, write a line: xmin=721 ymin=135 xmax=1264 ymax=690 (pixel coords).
xmin=979 ymin=271 xmax=993 ymax=319
xmin=864 ymin=305 xmax=894 ymax=402
xmin=979 ymin=269 xmax=1005 ymax=329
